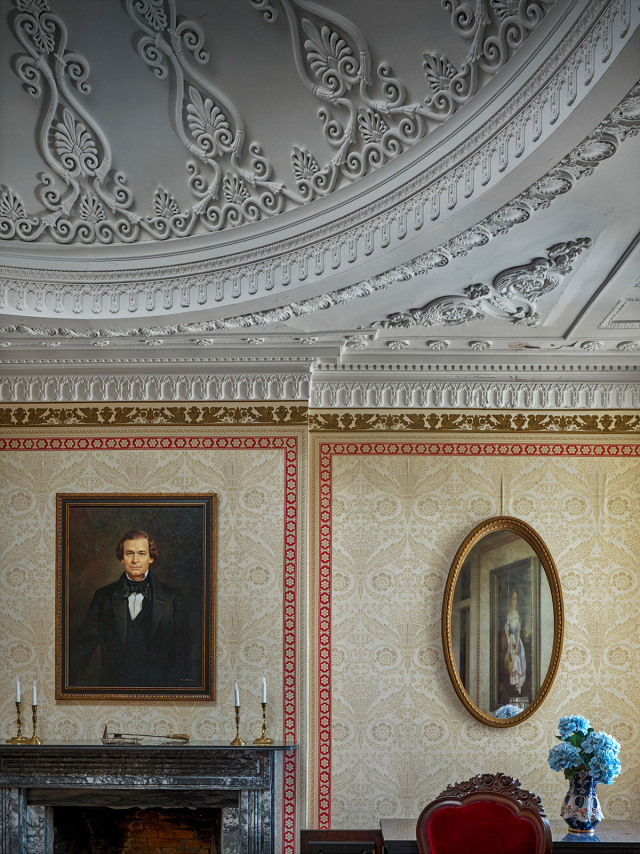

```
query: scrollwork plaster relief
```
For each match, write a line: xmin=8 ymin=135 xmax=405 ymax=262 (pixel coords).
xmin=1 ymin=72 xmax=638 ymax=328
xmin=377 ymin=239 xmax=592 ymax=330
xmin=0 ymin=0 xmax=636 ymax=321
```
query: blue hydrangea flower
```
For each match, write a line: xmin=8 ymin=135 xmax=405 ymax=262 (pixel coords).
xmin=583 ymin=731 xmax=620 ymax=759
xmin=495 ymin=704 xmax=522 ymax=719
xmin=548 ymin=742 xmax=582 ymax=772
xmin=558 ymin=715 xmax=591 ymax=739
xmin=589 ymin=755 xmax=621 ymax=785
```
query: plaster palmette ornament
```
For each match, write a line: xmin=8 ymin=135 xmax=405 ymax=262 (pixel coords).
xmin=251 ymin=0 xmax=554 ymax=190
xmin=617 ymin=341 xmax=640 ymax=351
xmin=0 ymin=0 xmax=588 ymax=246
xmin=425 ymin=340 xmax=449 ymax=350
xmin=376 ymin=239 xmax=592 ymax=330
xmin=4 ymin=0 xmax=140 ymax=244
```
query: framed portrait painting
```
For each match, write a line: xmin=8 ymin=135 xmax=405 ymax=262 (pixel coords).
xmin=56 ymin=493 xmax=216 ymax=700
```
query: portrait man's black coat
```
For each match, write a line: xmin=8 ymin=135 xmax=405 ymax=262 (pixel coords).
xmin=70 ymin=571 xmax=193 ymax=688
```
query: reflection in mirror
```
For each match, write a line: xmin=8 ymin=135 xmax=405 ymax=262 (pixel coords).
xmin=443 ymin=518 xmax=563 ymax=727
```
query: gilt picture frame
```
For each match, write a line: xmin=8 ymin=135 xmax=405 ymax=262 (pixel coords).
xmin=56 ymin=493 xmax=216 ymax=700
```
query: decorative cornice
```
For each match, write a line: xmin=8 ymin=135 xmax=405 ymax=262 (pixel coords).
xmin=1 ymin=363 xmax=638 ymax=407
xmin=308 ymin=409 xmax=640 ymax=433
xmin=0 ymin=402 xmax=308 ymax=427
xmin=0 ymin=0 xmax=636 ymax=320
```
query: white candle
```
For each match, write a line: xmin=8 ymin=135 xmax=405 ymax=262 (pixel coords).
xmin=33 ymin=680 xmax=37 ymax=706
xmin=16 ymin=676 xmax=20 ymax=703
xmin=262 ymin=676 xmax=267 ymax=704
xmin=234 ymin=682 xmax=240 ymax=707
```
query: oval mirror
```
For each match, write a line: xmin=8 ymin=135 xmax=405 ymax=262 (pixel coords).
xmin=442 ymin=517 xmax=563 ymax=727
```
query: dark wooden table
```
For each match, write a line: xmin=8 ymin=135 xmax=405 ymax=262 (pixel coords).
xmin=380 ymin=818 xmax=640 ymax=853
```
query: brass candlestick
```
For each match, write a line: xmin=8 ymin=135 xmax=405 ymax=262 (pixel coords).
xmin=253 ymin=702 xmax=274 ymax=745
xmin=230 ymin=705 xmax=245 ymax=746
xmin=28 ymin=704 xmax=42 ymax=745
xmin=6 ymin=701 xmax=29 ymax=744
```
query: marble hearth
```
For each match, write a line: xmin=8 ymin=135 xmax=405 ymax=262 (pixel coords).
xmin=0 ymin=743 xmax=290 ymax=854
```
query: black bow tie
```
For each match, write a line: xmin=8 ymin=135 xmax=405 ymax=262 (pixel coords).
xmin=126 ymin=578 xmax=151 ymax=597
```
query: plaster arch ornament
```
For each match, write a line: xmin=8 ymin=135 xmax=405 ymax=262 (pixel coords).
xmin=0 ymin=0 xmax=637 ymax=324
xmin=375 ymin=239 xmax=592 ymax=330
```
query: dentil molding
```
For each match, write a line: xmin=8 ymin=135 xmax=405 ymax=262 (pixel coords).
xmin=0 ymin=0 xmax=637 ymax=320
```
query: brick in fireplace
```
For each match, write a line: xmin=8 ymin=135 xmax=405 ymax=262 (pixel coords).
xmin=53 ymin=806 xmax=221 ymax=853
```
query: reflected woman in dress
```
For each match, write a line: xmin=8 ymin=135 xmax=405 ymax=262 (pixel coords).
xmin=504 ymin=588 xmax=526 ymax=695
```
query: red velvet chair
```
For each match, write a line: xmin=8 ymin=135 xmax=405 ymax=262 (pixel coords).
xmin=416 ymin=773 xmax=552 ymax=854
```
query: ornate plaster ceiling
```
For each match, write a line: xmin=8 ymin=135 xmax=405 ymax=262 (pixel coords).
xmin=0 ymin=0 xmax=639 ymax=405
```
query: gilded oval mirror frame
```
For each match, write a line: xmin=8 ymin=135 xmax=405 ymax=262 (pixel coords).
xmin=442 ymin=516 xmax=563 ymax=727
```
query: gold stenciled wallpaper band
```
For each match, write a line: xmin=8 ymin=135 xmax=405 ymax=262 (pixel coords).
xmin=1 ymin=405 xmax=639 ymax=433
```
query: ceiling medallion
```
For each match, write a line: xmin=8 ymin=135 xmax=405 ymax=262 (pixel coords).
xmin=1 ymin=0 xmax=554 ymax=245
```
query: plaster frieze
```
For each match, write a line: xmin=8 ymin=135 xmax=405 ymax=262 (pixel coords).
xmin=309 ymin=377 xmax=640 ymax=411
xmin=0 ymin=0 xmax=636 ymax=320
xmin=0 ymin=371 xmax=312 ymax=403
xmin=1 ymin=360 xmax=638 ymax=408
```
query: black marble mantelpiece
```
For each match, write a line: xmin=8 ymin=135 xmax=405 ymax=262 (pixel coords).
xmin=0 ymin=742 xmax=293 ymax=854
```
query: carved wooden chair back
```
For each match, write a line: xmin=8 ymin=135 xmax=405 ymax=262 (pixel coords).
xmin=416 ymin=772 xmax=552 ymax=854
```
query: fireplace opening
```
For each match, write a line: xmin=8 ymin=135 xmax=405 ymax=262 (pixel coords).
xmin=52 ymin=805 xmax=222 ymax=854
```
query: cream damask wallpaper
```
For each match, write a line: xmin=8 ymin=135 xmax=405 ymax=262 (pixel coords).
xmin=313 ymin=438 xmax=639 ymax=829
xmin=1 ymin=412 xmax=639 ymax=845
xmin=0 ymin=436 xmax=296 ymax=746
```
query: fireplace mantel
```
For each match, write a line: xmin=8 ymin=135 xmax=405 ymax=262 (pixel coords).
xmin=0 ymin=742 xmax=292 ymax=854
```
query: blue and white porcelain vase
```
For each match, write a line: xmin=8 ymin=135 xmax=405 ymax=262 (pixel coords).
xmin=561 ymin=770 xmax=603 ymax=834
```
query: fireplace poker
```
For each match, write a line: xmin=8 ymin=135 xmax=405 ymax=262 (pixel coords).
xmin=102 ymin=725 xmax=189 ymax=744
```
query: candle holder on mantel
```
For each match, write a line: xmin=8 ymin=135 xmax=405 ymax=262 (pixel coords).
xmin=253 ymin=702 xmax=274 ymax=745
xmin=6 ymin=701 xmax=29 ymax=744
xmin=28 ymin=704 xmax=42 ymax=745
xmin=230 ymin=705 xmax=245 ymax=746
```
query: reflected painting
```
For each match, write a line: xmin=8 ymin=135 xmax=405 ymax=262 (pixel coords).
xmin=443 ymin=517 xmax=563 ymax=727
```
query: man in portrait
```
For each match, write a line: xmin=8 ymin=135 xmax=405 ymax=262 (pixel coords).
xmin=69 ymin=529 xmax=194 ymax=688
